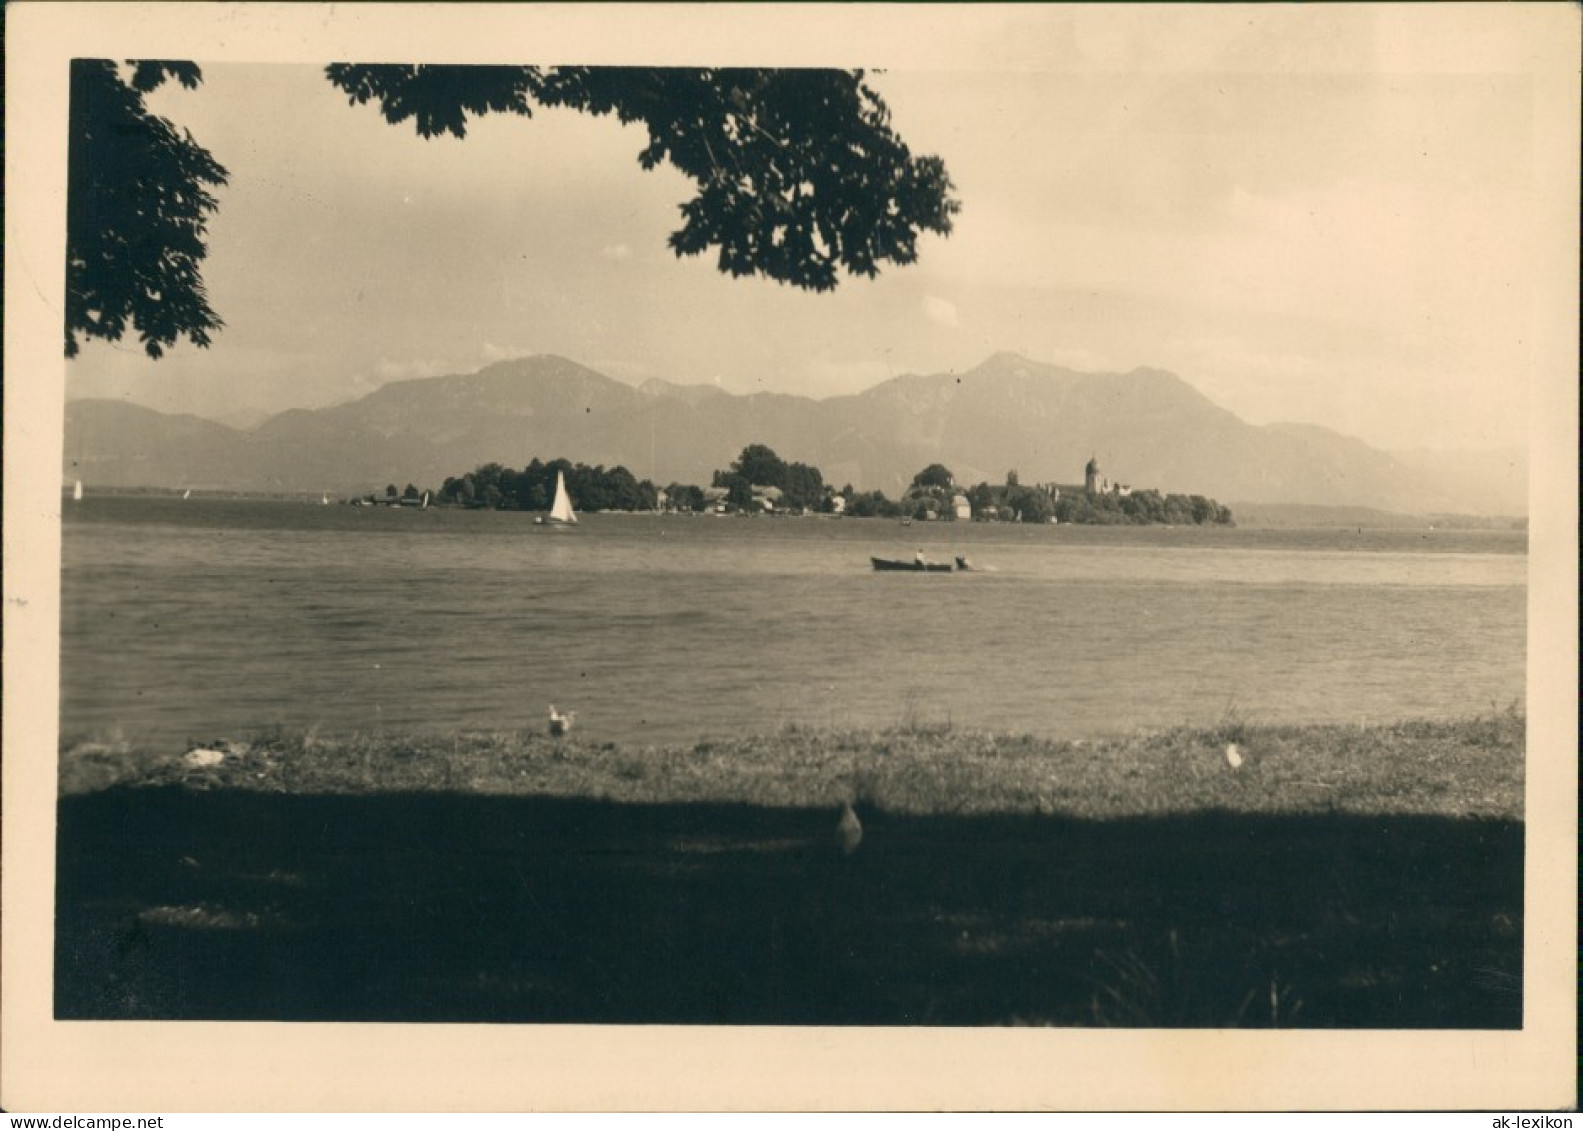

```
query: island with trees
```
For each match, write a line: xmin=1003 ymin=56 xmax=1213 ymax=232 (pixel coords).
xmin=427 ymin=443 xmax=1234 ymax=526
xmin=435 ymin=459 xmax=656 ymax=512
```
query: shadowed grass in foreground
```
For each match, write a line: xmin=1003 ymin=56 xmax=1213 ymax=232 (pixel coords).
xmin=55 ymin=714 xmax=1523 ymax=1026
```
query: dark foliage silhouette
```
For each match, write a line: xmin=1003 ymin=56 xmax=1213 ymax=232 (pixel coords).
xmin=66 ymin=62 xmax=958 ymax=361
xmin=325 ymin=65 xmax=960 ymax=292
xmin=65 ymin=61 xmax=229 ymax=359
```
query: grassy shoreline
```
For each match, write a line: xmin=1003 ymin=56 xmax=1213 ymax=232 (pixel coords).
xmin=60 ymin=711 xmax=1525 ymax=819
xmin=55 ymin=711 xmax=1525 ymax=1026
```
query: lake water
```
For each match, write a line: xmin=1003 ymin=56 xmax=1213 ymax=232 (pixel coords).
xmin=59 ymin=497 xmax=1527 ymax=750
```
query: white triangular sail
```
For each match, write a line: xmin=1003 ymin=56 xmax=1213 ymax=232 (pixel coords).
xmin=72 ymin=479 xmax=83 ymax=501
xmin=548 ymin=470 xmax=578 ymax=524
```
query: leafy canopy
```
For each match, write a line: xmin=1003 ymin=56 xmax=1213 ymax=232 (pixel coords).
xmin=729 ymin=442 xmax=789 ymax=487
xmin=718 ymin=442 xmax=826 ymax=509
xmin=65 ymin=60 xmax=229 ymax=359
xmin=65 ymin=62 xmax=959 ymax=360
xmin=324 ymin=65 xmax=960 ymax=292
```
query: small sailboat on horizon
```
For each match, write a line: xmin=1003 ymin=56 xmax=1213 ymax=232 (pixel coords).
xmin=537 ymin=469 xmax=579 ymax=526
xmin=72 ymin=479 xmax=83 ymax=502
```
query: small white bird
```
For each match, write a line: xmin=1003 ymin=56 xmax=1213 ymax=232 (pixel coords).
xmin=837 ymin=801 xmax=863 ymax=855
xmin=548 ymin=705 xmax=576 ymax=738
xmin=1225 ymin=742 xmax=1243 ymax=769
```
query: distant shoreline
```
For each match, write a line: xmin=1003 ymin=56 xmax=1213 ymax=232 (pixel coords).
xmin=64 ymin=486 xmax=1527 ymax=531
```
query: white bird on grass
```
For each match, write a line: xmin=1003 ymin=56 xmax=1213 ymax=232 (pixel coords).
xmin=837 ymin=800 xmax=863 ymax=855
xmin=1225 ymin=742 xmax=1243 ymax=769
xmin=548 ymin=705 xmax=576 ymax=738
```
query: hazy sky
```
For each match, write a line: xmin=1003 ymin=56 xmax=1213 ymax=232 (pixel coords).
xmin=60 ymin=5 xmax=1563 ymax=452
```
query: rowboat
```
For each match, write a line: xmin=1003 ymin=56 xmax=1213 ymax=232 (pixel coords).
xmin=871 ymin=556 xmax=954 ymax=572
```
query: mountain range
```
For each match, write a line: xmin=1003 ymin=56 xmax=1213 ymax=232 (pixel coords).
xmin=63 ymin=352 xmax=1526 ymax=515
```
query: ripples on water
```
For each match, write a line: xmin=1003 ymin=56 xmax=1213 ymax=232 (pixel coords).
xmin=59 ymin=498 xmax=1526 ymax=749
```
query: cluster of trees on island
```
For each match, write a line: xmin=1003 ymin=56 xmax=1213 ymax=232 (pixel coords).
xmin=422 ymin=444 xmax=1233 ymax=526
xmin=972 ymin=471 xmax=1235 ymax=527
xmin=437 ymin=460 xmax=656 ymax=512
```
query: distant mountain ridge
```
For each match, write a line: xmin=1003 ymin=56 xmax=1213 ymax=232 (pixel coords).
xmin=63 ymin=352 xmax=1524 ymax=515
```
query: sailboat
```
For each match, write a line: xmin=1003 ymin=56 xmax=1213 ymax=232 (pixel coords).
xmin=183 ymin=489 xmax=192 ymax=500
xmin=542 ymin=469 xmax=578 ymax=525
xmin=72 ymin=479 xmax=83 ymax=502
xmin=322 ymin=493 xmax=330 ymax=506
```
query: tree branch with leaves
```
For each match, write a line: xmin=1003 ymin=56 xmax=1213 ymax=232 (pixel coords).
xmin=66 ymin=62 xmax=959 ymax=361
xmin=65 ymin=60 xmax=229 ymax=359
xmin=324 ymin=65 xmax=960 ymax=292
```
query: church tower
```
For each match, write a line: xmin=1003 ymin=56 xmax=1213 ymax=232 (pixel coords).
xmin=1084 ymin=455 xmax=1105 ymax=494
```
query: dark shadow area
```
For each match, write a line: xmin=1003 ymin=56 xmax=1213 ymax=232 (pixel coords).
xmin=55 ymin=788 xmax=1522 ymax=1026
